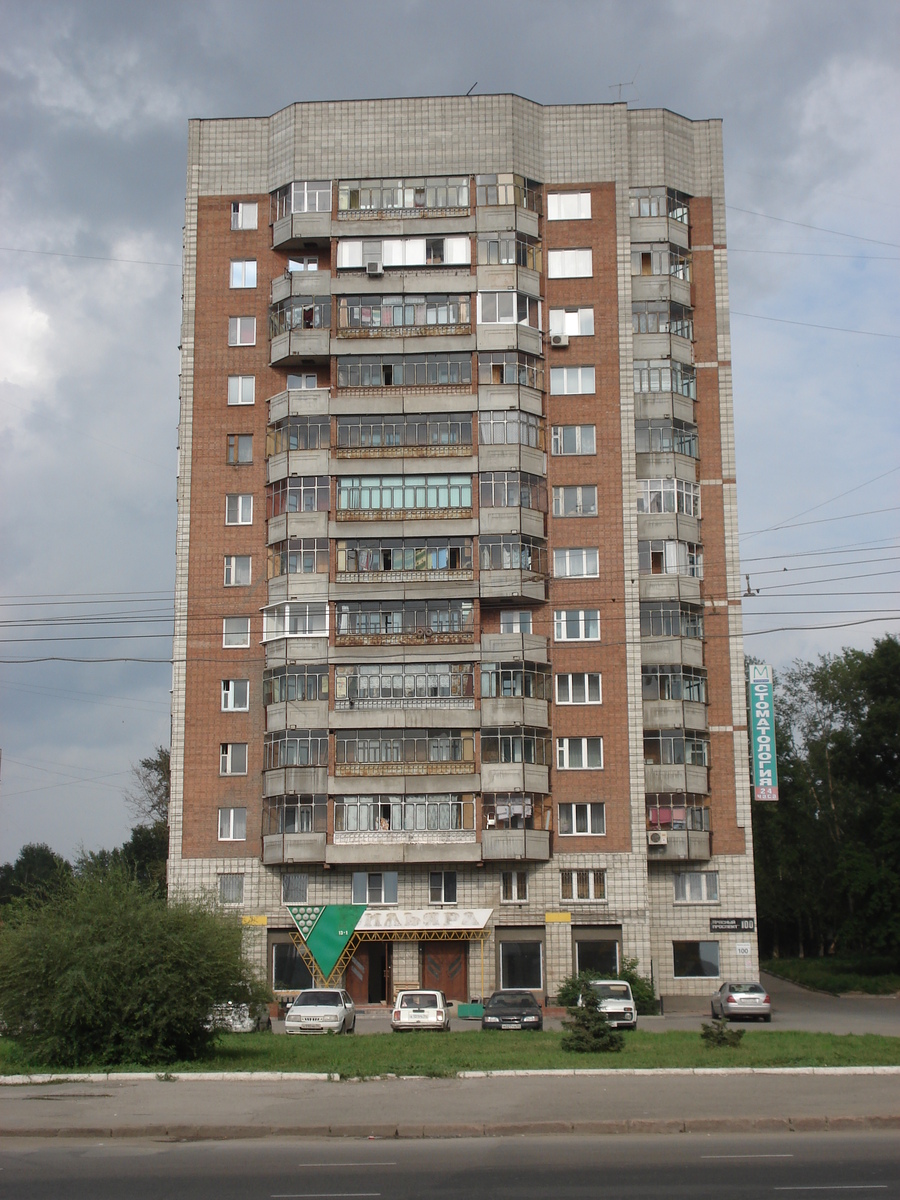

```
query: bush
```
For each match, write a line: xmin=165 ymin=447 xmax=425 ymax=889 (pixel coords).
xmin=701 ymin=1019 xmax=745 ymax=1049
xmin=556 ymin=958 xmax=658 ymax=1015
xmin=0 ymin=866 xmax=270 ymax=1067
xmin=560 ymin=979 xmax=624 ymax=1054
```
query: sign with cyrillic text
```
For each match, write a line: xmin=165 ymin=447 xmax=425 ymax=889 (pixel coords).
xmin=749 ymin=664 xmax=779 ymax=801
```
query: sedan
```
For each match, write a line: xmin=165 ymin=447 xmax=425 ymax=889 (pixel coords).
xmin=711 ymin=981 xmax=772 ymax=1022
xmin=481 ymin=989 xmax=543 ymax=1031
xmin=284 ymin=988 xmax=356 ymax=1034
xmin=391 ymin=990 xmax=453 ymax=1032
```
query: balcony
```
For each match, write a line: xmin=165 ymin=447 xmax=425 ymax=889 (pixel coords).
xmin=629 ymin=214 xmax=690 ymax=249
xmin=642 ymin=699 xmax=708 ymax=731
xmin=644 ymin=764 xmax=708 ymax=794
xmin=264 ymin=700 xmax=329 ymax=732
xmin=637 ymin=513 xmax=701 ymax=544
xmin=476 ymin=323 xmax=542 ymax=357
xmin=262 ymin=832 xmax=327 ymax=865
xmin=639 ymin=575 xmax=702 ymax=604
xmin=267 ymin=388 xmax=331 ymax=423
xmin=479 ymin=568 xmax=546 ymax=604
xmin=646 ymin=830 xmax=711 ymax=861
xmin=481 ymin=828 xmax=550 ymax=861
xmin=630 ymin=273 xmax=692 ymax=308
xmin=641 ymin=636 xmax=705 ymax=670
xmin=270 ymin=328 xmax=330 ymax=364
xmin=272 ymin=211 xmax=332 ymax=248
xmin=480 ymin=762 xmax=549 ymax=793
xmin=478 ymin=506 xmax=545 ymax=540
xmin=271 ymin=270 xmax=332 ymax=305
xmin=481 ymin=697 xmax=549 ymax=727
xmin=263 ymin=767 xmax=328 ymax=795
xmin=326 ymin=835 xmax=481 ymax=866
xmin=635 ymin=450 xmax=697 ymax=485
xmin=480 ymin=632 xmax=549 ymax=661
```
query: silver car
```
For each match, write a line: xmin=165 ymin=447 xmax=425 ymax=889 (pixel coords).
xmin=284 ymin=988 xmax=356 ymax=1034
xmin=711 ymin=981 xmax=772 ymax=1022
xmin=391 ymin=989 xmax=453 ymax=1032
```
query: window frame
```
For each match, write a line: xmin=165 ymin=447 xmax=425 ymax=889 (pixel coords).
xmin=221 ymin=678 xmax=250 ymax=711
xmin=222 ymin=617 xmax=251 ymax=648
xmin=226 ymin=434 xmax=253 ymax=464
xmin=551 ymin=425 xmax=596 ymax=457
xmin=553 ymin=547 xmax=599 ymax=578
xmin=281 ymin=872 xmax=309 ymax=904
xmin=547 ymin=248 xmax=592 ymax=278
xmin=223 ymin=555 xmax=252 ymax=587
xmin=553 ymin=609 xmax=600 ymax=642
xmin=673 ymin=940 xmax=720 ymax=978
xmin=351 ymin=871 xmax=399 ymax=906
xmin=549 ymin=306 xmax=594 ymax=337
xmin=547 ymin=192 xmax=591 ymax=221
xmin=555 ymin=673 xmax=602 ymax=705
xmin=225 ymin=494 xmax=253 ymax=525
xmin=556 ymin=737 xmax=604 ymax=771
xmin=231 ymin=201 xmax=258 ymax=230
xmin=500 ymin=869 xmax=528 ymax=903
xmin=228 ymin=316 xmax=257 ymax=346
xmin=229 ymin=260 xmax=258 ymax=289
xmin=674 ymin=871 xmax=719 ymax=904
xmin=429 ymin=870 xmax=458 ymax=905
xmin=218 ymin=873 xmax=245 ymax=904
xmin=220 ymin=742 xmax=248 ymax=776
xmin=557 ymin=801 xmax=606 ymax=836
xmin=227 ymin=376 xmax=255 ymax=406
xmin=218 ymin=806 xmax=247 ymax=841
xmin=552 ymin=485 xmax=598 ymax=518
xmin=560 ymin=868 xmax=606 ymax=901
xmin=550 ymin=365 xmax=595 ymax=395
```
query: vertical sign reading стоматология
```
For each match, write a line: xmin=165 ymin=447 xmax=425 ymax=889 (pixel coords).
xmin=749 ymin=664 xmax=778 ymax=801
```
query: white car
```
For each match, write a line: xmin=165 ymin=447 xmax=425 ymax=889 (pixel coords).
xmin=391 ymin=990 xmax=453 ymax=1032
xmin=284 ymin=988 xmax=356 ymax=1035
xmin=581 ymin=980 xmax=638 ymax=1029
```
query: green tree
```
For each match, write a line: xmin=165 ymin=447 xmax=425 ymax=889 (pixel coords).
xmin=0 ymin=866 xmax=269 ymax=1067
xmin=0 ymin=843 xmax=72 ymax=906
xmin=126 ymin=746 xmax=170 ymax=826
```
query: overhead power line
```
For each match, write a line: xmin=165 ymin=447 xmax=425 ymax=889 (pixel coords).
xmin=726 ymin=205 xmax=900 ymax=249
xmin=731 ymin=311 xmax=899 ymax=339
xmin=0 ymin=245 xmax=180 ymax=268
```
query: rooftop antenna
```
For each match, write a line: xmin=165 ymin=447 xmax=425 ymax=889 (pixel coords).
xmin=609 ymin=68 xmax=640 ymax=104
xmin=466 ymin=82 xmax=478 ymax=96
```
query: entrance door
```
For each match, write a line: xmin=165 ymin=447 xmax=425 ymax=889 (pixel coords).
xmin=421 ymin=941 xmax=468 ymax=1001
xmin=346 ymin=943 xmax=391 ymax=1004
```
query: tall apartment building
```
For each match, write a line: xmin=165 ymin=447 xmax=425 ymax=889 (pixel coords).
xmin=170 ymin=95 xmax=758 ymax=1003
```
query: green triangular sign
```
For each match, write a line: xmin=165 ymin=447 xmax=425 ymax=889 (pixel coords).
xmin=287 ymin=904 xmax=366 ymax=979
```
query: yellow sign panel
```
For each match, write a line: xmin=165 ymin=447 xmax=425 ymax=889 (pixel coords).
xmin=241 ymin=914 xmax=268 ymax=926
xmin=545 ymin=911 xmax=572 ymax=923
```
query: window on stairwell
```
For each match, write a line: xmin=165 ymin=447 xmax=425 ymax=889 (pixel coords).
xmin=429 ymin=871 xmax=457 ymax=904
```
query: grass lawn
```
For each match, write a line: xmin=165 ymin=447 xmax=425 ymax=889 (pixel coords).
xmin=2 ymin=1028 xmax=899 ymax=1077
xmin=763 ymin=958 xmax=900 ymax=996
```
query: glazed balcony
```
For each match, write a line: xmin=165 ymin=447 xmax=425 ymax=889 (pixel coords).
xmin=646 ymin=830 xmax=712 ymax=861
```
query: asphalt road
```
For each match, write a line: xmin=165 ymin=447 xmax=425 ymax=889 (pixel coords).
xmin=2 ymin=1132 xmax=899 ymax=1199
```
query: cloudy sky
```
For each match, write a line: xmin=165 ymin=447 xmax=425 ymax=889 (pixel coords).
xmin=1 ymin=0 xmax=898 ymax=863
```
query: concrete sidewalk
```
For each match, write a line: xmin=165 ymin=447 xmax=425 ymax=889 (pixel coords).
xmin=2 ymin=1071 xmax=899 ymax=1140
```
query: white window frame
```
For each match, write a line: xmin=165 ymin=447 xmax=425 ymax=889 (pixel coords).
xmin=558 ymin=802 xmax=606 ymax=835
xmin=555 ymin=673 xmax=602 ymax=705
xmin=231 ymin=202 xmax=258 ymax=230
xmin=228 ymin=316 xmax=256 ymax=346
xmin=557 ymin=737 xmax=604 ymax=770
xmin=551 ymin=425 xmax=596 ymax=456
xmin=220 ymin=742 xmax=248 ymax=775
xmin=549 ymin=307 xmax=594 ymax=337
xmin=560 ymin=868 xmax=606 ymax=901
xmin=218 ymin=873 xmax=244 ymax=904
xmin=287 ymin=372 xmax=319 ymax=390
xmin=222 ymin=617 xmax=251 ymax=648
xmin=229 ymin=260 xmax=257 ymax=288
xmin=429 ymin=870 xmax=458 ymax=905
xmin=227 ymin=376 xmax=255 ymax=406
xmin=288 ymin=255 xmax=319 ymax=272
xmin=550 ymin=365 xmax=595 ymax=395
xmin=221 ymin=678 xmax=250 ymax=711
xmin=674 ymin=872 xmax=719 ymax=904
xmin=554 ymin=609 xmax=600 ymax=641
xmin=224 ymin=555 xmax=252 ymax=587
xmin=552 ymin=485 xmax=598 ymax=517
xmin=500 ymin=870 xmax=528 ymax=903
xmin=282 ymin=872 xmax=309 ymax=904
xmin=352 ymin=871 xmax=398 ymax=905
xmin=553 ymin=548 xmax=599 ymax=578
xmin=225 ymin=494 xmax=253 ymax=525
xmin=218 ymin=806 xmax=247 ymax=841
xmin=499 ymin=610 xmax=533 ymax=634
xmin=547 ymin=248 xmax=592 ymax=278
xmin=262 ymin=602 xmax=329 ymax=641
xmin=547 ymin=192 xmax=591 ymax=221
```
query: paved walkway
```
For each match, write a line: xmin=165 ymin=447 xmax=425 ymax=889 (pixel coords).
xmin=2 ymin=1071 xmax=899 ymax=1140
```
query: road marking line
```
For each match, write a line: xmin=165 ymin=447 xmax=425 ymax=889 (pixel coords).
xmin=703 ymin=1154 xmax=794 ymax=1159
xmin=773 ymin=1187 xmax=887 ymax=1192
xmin=297 ymin=1164 xmax=396 ymax=1168
xmin=272 ymin=1194 xmax=381 ymax=1198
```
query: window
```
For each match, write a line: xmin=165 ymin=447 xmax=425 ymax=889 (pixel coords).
xmin=550 ymin=366 xmax=595 ymax=395
xmin=337 ymin=474 xmax=473 ymax=514
xmin=266 ymin=476 xmax=329 ymax=517
xmin=218 ymin=807 xmax=247 ymax=841
xmin=552 ymin=485 xmax=597 ymax=517
xmin=557 ymin=738 xmax=603 ymax=770
xmin=632 ymin=300 xmax=693 ymax=341
xmin=288 ymin=255 xmax=319 ymax=272
xmin=273 ymin=180 xmax=332 ymax=217
xmin=475 ymin=173 xmax=540 ymax=211
xmin=499 ymin=940 xmax=542 ymax=989
xmin=673 ymin=941 xmax=720 ymax=978
xmin=554 ymin=609 xmax=600 ymax=641
xmin=629 ymin=187 xmax=690 ymax=223
xmin=282 ymin=873 xmax=309 ymax=904
xmin=226 ymin=434 xmax=253 ymax=464
xmin=547 ymin=192 xmax=591 ymax=220
xmin=481 ymin=661 xmax=552 ymax=701
xmin=336 ymin=536 xmax=472 ymax=576
xmin=335 ymin=728 xmax=475 ymax=769
xmin=228 ymin=316 xmax=256 ymax=346
xmin=230 ymin=260 xmax=257 ymax=288
xmin=225 ymin=494 xmax=253 ymax=525
xmin=642 ymin=665 xmax=707 ymax=703
xmin=430 ymin=870 xmax=457 ymax=904
xmin=635 ymin=418 xmax=698 ymax=458
xmin=500 ymin=610 xmax=532 ymax=634
xmin=267 ymin=415 xmax=330 ymax=455
xmin=553 ymin=548 xmax=599 ymax=578
xmin=263 ymin=664 xmax=328 ymax=705
xmin=631 ymin=243 xmax=691 ymax=280
xmin=637 ymin=479 xmax=701 ymax=517
xmin=287 ymin=372 xmax=319 ymax=389
xmin=269 ymin=295 xmax=331 ymax=338
xmin=224 ymin=555 xmax=251 ymax=587
xmin=647 ymin=793 xmax=710 ymax=832
xmin=262 ymin=602 xmax=329 ymax=640
xmin=478 ymin=409 xmax=544 ymax=450
xmin=479 ymin=536 xmax=548 ymax=576
xmin=479 ymin=472 xmax=546 ymax=512
xmin=338 ymin=293 xmax=471 ymax=331
xmin=336 ymin=795 xmax=474 ymax=834
xmin=476 ymin=231 xmax=541 ymax=271
xmin=222 ymin=617 xmax=250 ymax=648
xmin=352 ymin=871 xmax=398 ymax=905
xmin=674 ymin=872 xmax=719 ymax=903
xmin=218 ymin=873 xmax=244 ymax=904
xmin=221 ymin=679 xmax=250 ymax=711
xmin=633 ymin=359 xmax=696 ymax=399
xmin=220 ymin=742 xmax=248 ymax=775
xmin=264 ymin=729 xmax=329 ymax=769
xmin=339 ymin=176 xmax=469 ymax=213
xmin=273 ymin=941 xmax=313 ymax=991
xmin=558 ymin=802 xmax=606 ymax=835
xmin=561 ymin=869 xmax=606 ymax=901
xmin=547 ymin=248 xmax=592 ymax=278
xmin=640 ymin=601 xmax=704 ymax=639
xmin=335 ymin=598 xmax=474 ymax=640
xmin=643 ymin=730 xmax=709 ymax=767
xmin=556 ymin=673 xmax=602 ymax=705
xmin=478 ymin=292 xmax=541 ymax=328
xmin=549 ymin=307 xmax=594 ymax=337
xmin=227 ymin=375 xmax=255 ymax=406
xmin=336 ymin=235 xmax=470 ymax=269
xmin=231 ymin=201 xmax=258 ymax=230
xmin=269 ymin=538 xmax=330 ymax=579
xmin=336 ymin=352 xmax=472 ymax=388
xmin=638 ymin=540 xmax=703 ymax=579
xmin=551 ymin=425 xmax=595 ymax=456
xmin=501 ymin=870 xmax=528 ymax=902
xmin=481 ymin=727 xmax=551 ymax=766
xmin=337 ymin=412 xmax=472 ymax=451
xmin=477 ymin=351 xmax=543 ymax=391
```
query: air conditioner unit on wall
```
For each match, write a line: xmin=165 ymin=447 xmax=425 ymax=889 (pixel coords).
xmin=550 ymin=333 xmax=569 ymax=347
xmin=647 ymin=830 xmax=668 ymax=846
xmin=366 ymin=260 xmax=384 ymax=276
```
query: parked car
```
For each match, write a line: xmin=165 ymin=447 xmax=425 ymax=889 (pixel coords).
xmin=284 ymin=988 xmax=356 ymax=1034
xmin=391 ymin=989 xmax=453 ymax=1032
xmin=711 ymin=981 xmax=772 ymax=1022
xmin=206 ymin=1002 xmax=270 ymax=1033
xmin=580 ymin=980 xmax=638 ymax=1030
xmin=481 ymin=990 xmax=543 ymax=1031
